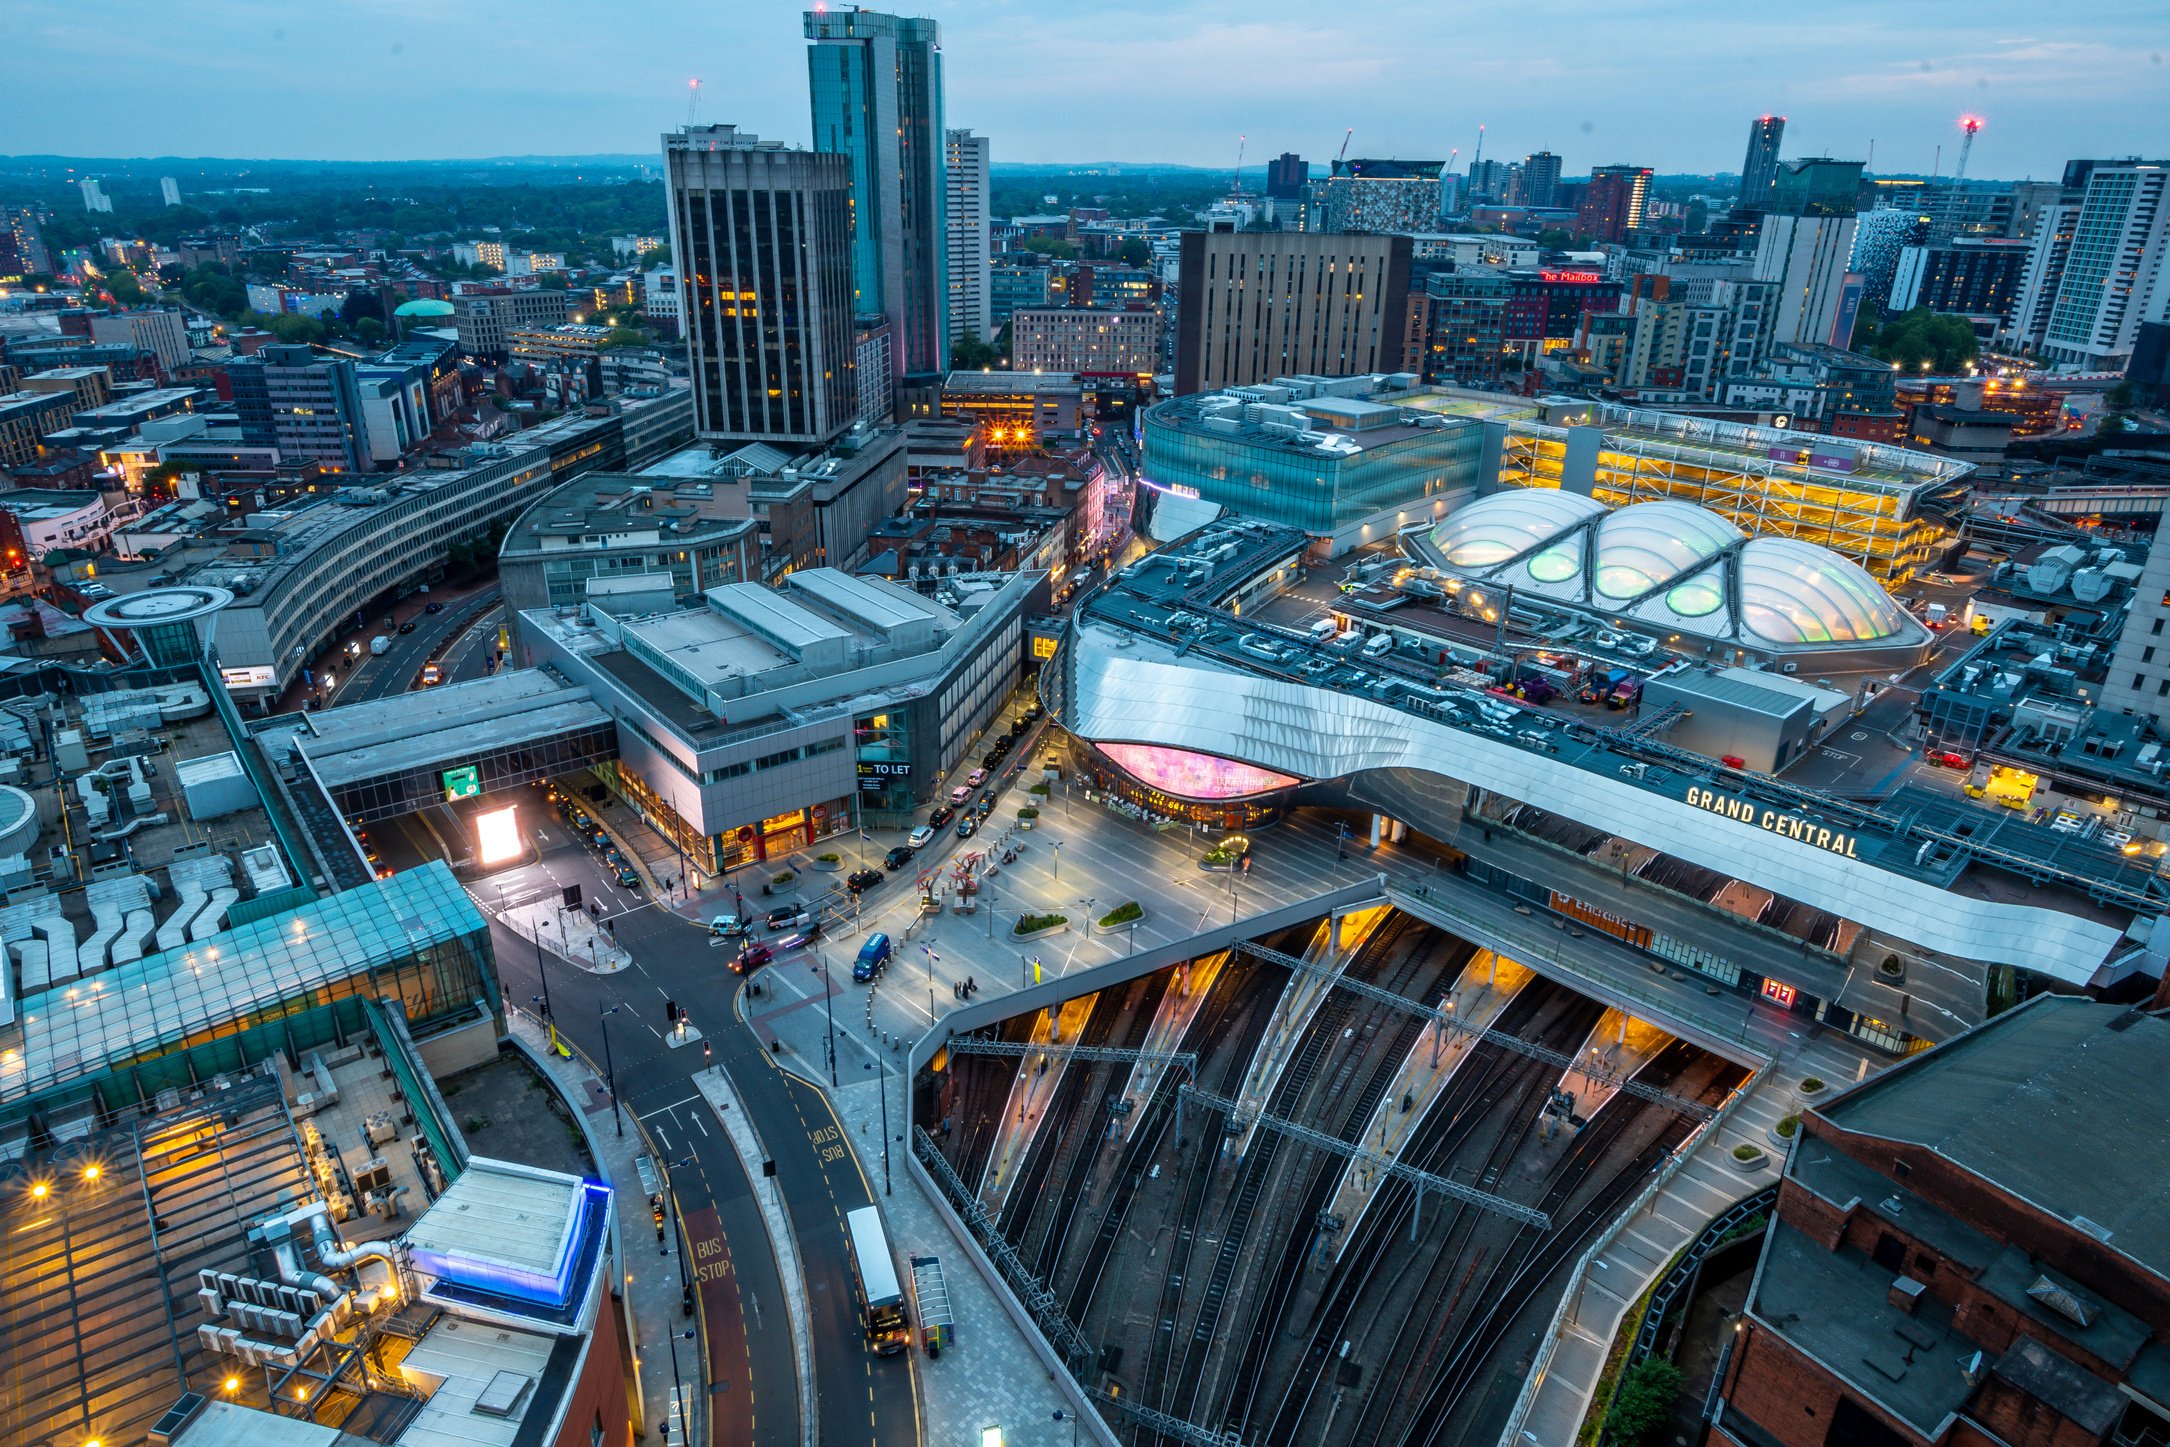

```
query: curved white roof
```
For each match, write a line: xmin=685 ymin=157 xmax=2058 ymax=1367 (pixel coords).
xmin=1427 ymin=492 xmax=1914 ymax=647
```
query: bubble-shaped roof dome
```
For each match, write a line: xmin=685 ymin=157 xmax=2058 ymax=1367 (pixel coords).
xmin=1431 ymin=490 xmax=1604 ymax=569
xmin=1591 ymin=502 xmax=1742 ymax=600
xmin=1424 ymin=490 xmax=1918 ymax=649
xmin=1738 ymin=537 xmax=1913 ymax=644
xmin=394 ymin=298 xmax=456 ymax=317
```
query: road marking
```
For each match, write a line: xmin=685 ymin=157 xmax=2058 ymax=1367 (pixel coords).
xmin=638 ymin=1095 xmax=703 ymax=1120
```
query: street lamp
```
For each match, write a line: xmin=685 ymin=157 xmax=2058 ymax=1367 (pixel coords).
xmin=878 ymin=1050 xmax=893 ymax=1197
xmin=599 ymin=1005 xmax=623 ymax=1137
xmin=1052 ymin=838 xmax=1062 ymax=881
xmin=1053 ymin=1409 xmax=1079 ymax=1447
xmin=816 ymin=944 xmax=838 ymax=1086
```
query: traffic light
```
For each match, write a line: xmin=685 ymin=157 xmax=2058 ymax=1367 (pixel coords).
xmin=665 ymin=999 xmax=679 ymax=1024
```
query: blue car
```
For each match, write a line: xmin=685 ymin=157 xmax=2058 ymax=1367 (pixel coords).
xmin=852 ymin=932 xmax=893 ymax=982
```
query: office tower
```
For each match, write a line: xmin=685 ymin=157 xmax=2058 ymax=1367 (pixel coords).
xmin=88 ymin=308 xmax=190 ymax=374
xmin=228 ymin=343 xmax=370 ymax=472
xmin=2030 ymin=159 xmax=2170 ymax=371
xmin=1578 ymin=165 xmax=1652 ymax=242
xmin=159 ymin=177 xmax=182 ymax=208
xmin=2005 ymin=169 xmax=2091 ymax=355
xmin=664 ymin=125 xmax=857 ymax=445
xmin=944 ymin=128 xmax=992 ymax=347
xmin=1739 ymin=115 xmax=1785 ymax=207
xmin=1321 ymin=159 xmax=1445 ymax=234
xmin=1175 ymin=231 xmax=1412 ymax=394
xmin=804 ymin=8 xmax=947 ymax=379
xmin=1521 ymin=151 xmax=1563 ymax=208
xmin=1887 ymin=237 xmax=2031 ymax=329
xmin=0 ymin=208 xmax=50 ymax=279
xmin=79 ymin=179 xmax=111 ymax=214
xmin=1468 ymin=158 xmax=1508 ymax=204
xmin=1266 ymin=153 xmax=1308 ymax=200
xmin=1752 ymin=158 xmax=1865 ymax=348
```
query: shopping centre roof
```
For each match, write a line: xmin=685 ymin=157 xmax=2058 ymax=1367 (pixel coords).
xmin=1427 ymin=492 xmax=1919 ymax=648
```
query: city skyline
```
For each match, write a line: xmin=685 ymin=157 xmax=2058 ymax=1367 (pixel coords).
xmin=2 ymin=0 xmax=2163 ymax=176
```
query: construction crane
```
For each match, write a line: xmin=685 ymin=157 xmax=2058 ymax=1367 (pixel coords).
xmin=685 ymin=77 xmax=703 ymax=128
xmin=1232 ymin=133 xmax=1246 ymax=194
xmin=1954 ymin=115 xmax=1983 ymax=181
xmin=1335 ymin=127 xmax=1355 ymax=170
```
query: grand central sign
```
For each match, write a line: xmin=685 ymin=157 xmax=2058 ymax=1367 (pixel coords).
xmin=1683 ymin=786 xmax=1862 ymax=859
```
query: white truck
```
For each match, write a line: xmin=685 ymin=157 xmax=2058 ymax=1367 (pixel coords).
xmin=369 ymin=635 xmax=392 ymax=656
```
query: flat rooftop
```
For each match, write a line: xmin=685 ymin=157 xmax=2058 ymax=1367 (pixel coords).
xmin=294 ymin=671 xmax=612 ymax=790
xmin=1817 ymin=996 xmax=2170 ymax=1287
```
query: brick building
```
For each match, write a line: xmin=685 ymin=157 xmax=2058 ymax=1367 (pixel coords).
xmin=1707 ymin=996 xmax=2170 ymax=1447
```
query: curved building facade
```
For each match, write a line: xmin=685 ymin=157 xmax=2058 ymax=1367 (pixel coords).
xmin=1045 ymin=518 xmax=2165 ymax=1052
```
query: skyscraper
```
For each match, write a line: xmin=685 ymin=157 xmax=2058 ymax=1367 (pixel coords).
xmin=1740 ymin=115 xmax=1785 ymax=207
xmin=664 ymin=125 xmax=858 ymax=445
xmin=1577 ymin=166 xmax=1652 ymax=242
xmin=1753 ymin=158 xmax=1864 ymax=348
xmin=1521 ymin=151 xmax=1563 ymax=208
xmin=0 ymin=208 xmax=49 ymax=279
xmin=944 ymin=128 xmax=992 ymax=348
xmin=804 ymin=8 xmax=948 ymax=379
xmin=159 ymin=177 xmax=182 ymax=208
xmin=79 ymin=179 xmax=111 ymax=214
xmin=228 ymin=343 xmax=371 ymax=472
xmin=2035 ymin=159 xmax=2170 ymax=371
xmin=1266 ymin=153 xmax=1308 ymax=200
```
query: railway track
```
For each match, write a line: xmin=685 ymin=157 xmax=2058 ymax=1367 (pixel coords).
xmin=1259 ymin=981 xmax=1598 ymax=1446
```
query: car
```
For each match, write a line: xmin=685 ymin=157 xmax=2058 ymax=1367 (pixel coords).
xmin=950 ymin=785 xmax=973 ymax=807
xmin=974 ymin=792 xmax=997 ymax=817
xmin=852 ymin=932 xmax=893 ymax=981
xmin=426 ymin=601 xmax=445 ymax=614
xmin=733 ymin=943 xmax=774 ymax=974
xmin=884 ymin=844 xmax=915 ymax=871
xmin=928 ymin=805 xmax=954 ymax=828
xmin=966 ymin=768 xmax=988 ymax=788
xmin=419 ymin=663 xmax=443 ymax=687
xmin=708 ymin=915 xmax=751 ymax=938
xmin=848 ymin=868 xmax=884 ymax=893
xmin=766 ymin=905 xmax=813 ymax=931
xmin=616 ymin=867 xmax=641 ymax=889
xmin=981 ymin=752 xmax=1002 ymax=769
xmin=397 ymin=620 xmax=418 ymax=635
xmin=908 ymin=825 xmax=935 ymax=849
xmin=956 ymin=816 xmax=978 ymax=840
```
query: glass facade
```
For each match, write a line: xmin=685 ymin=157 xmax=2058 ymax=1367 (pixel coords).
xmin=4 ymin=863 xmax=496 ymax=1112
xmin=328 ymin=719 xmax=620 ymax=824
xmin=1142 ymin=411 xmax=1484 ymax=535
xmin=856 ymin=708 xmax=915 ymax=816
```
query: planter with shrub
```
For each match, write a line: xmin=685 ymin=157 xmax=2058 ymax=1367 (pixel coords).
xmin=1094 ymin=901 xmax=1144 ymax=935
xmin=1768 ymin=1113 xmax=1801 ymax=1151
xmin=813 ymin=853 xmax=842 ymax=871
xmin=1013 ymin=912 xmax=1069 ymax=940
xmin=1729 ymin=1142 xmax=1769 ymax=1173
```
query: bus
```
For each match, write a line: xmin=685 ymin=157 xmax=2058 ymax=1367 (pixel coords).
xmin=846 ymin=1206 xmax=910 ymax=1355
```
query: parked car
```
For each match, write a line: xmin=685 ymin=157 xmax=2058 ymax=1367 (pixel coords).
xmin=848 ymin=868 xmax=884 ymax=893
xmin=884 ymin=845 xmax=915 ymax=871
xmin=733 ymin=943 xmax=773 ymax=974
xmin=852 ymin=932 xmax=893 ymax=981
xmin=766 ymin=905 xmax=813 ymax=931
xmin=956 ymin=816 xmax=979 ymax=840
xmin=928 ymin=805 xmax=954 ymax=828
xmin=908 ymin=825 xmax=935 ymax=849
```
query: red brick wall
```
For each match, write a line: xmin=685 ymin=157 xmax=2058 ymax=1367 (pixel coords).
xmin=1714 ymin=1321 xmax=1932 ymax=1447
xmin=1970 ymin=1373 xmax=2118 ymax=1447
xmin=552 ymin=1290 xmax=634 ymax=1447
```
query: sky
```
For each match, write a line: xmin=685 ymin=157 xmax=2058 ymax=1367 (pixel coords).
xmin=3 ymin=0 xmax=2166 ymax=178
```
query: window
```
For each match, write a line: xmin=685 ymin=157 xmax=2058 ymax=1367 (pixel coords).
xmin=2148 ymin=648 xmax=2158 ymax=664
xmin=2153 ymin=617 xmax=2163 ymax=636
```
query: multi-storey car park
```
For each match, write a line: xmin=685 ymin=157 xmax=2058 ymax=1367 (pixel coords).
xmin=1137 ymin=376 xmax=1971 ymax=580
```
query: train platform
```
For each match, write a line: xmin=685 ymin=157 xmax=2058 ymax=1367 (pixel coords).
xmin=1558 ymin=1006 xmax=1675 ymax=1121
xmin=1323 ymin=950 xmax=1534 ymax=1257
xmin=1112 ymin=949 xmax=1227 ymax=1142
xmin=1227 ymin=906 xmax=1381 ymax=1156
xmin=978 ymin=994 xmax=1099 ymax=1213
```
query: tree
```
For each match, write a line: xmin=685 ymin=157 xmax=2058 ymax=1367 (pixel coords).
xmin=599 ymin=326 xmax=648 ymax=349
xmin=538 ymin=273 xmax=570 ymax=290
xmin=354 ymin=317 xmax=387 ymax=348
xmin=1117 ymin=237 xmax=1152 ymax=268
xmin=1604 ymin=1358 xmax=1682 ymax=1447
xmin=103 ymin=269 xmax=148 ymax=306
xmin=1864 ymin=306 xmax=1977 ymax=373
xmin=951 ymin=329 xmax=1002 ymax=370
xmin=1021 ymin=235 xmax=1079 ymax=260
xmin=264 ymin=313 xmax=327 ymax=345
xmin=1535 ymin=228 xmax=1575 ymax=250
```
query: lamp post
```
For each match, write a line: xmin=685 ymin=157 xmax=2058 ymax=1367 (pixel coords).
xmin=600 ymin=1005 xmax=623 ymax=1136
xmin=1052 ymin=838 xmax=1062 ymax=882
xmin=819 ymin=947 xmax=838 ymax=1086
xmin=878 ymin=1050 xmax=893 ymax=1197
xmin=923 ymin=943 xmax=939 ymax=1023
xmin=1053 ymin=1409 xmax=1078 ymax=1447
xmin=666 ymin=1326 xmax=696 ymax=1441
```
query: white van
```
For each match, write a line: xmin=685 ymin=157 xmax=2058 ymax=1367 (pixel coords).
xmin=1307 ymin=617 xmax=1339 ymax=642
xmin=1361 ymin=633 xmax=1394 ymax=658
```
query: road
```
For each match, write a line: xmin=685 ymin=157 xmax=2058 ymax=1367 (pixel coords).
xmin=385 ymin=793 xmax=919 ymax=1447
xmin=322 ymin=585 xmax=501 ymax=705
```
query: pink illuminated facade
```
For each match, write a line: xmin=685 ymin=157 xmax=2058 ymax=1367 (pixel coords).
xmin=1097 ymin=743 xmax=1301 ymax=801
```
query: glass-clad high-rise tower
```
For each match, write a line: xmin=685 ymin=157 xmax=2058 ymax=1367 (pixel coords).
xmin=804 ymin=8 xmax=948 ymax=380
xmin=1740 ymin=115 xmax=1786 ymax=207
